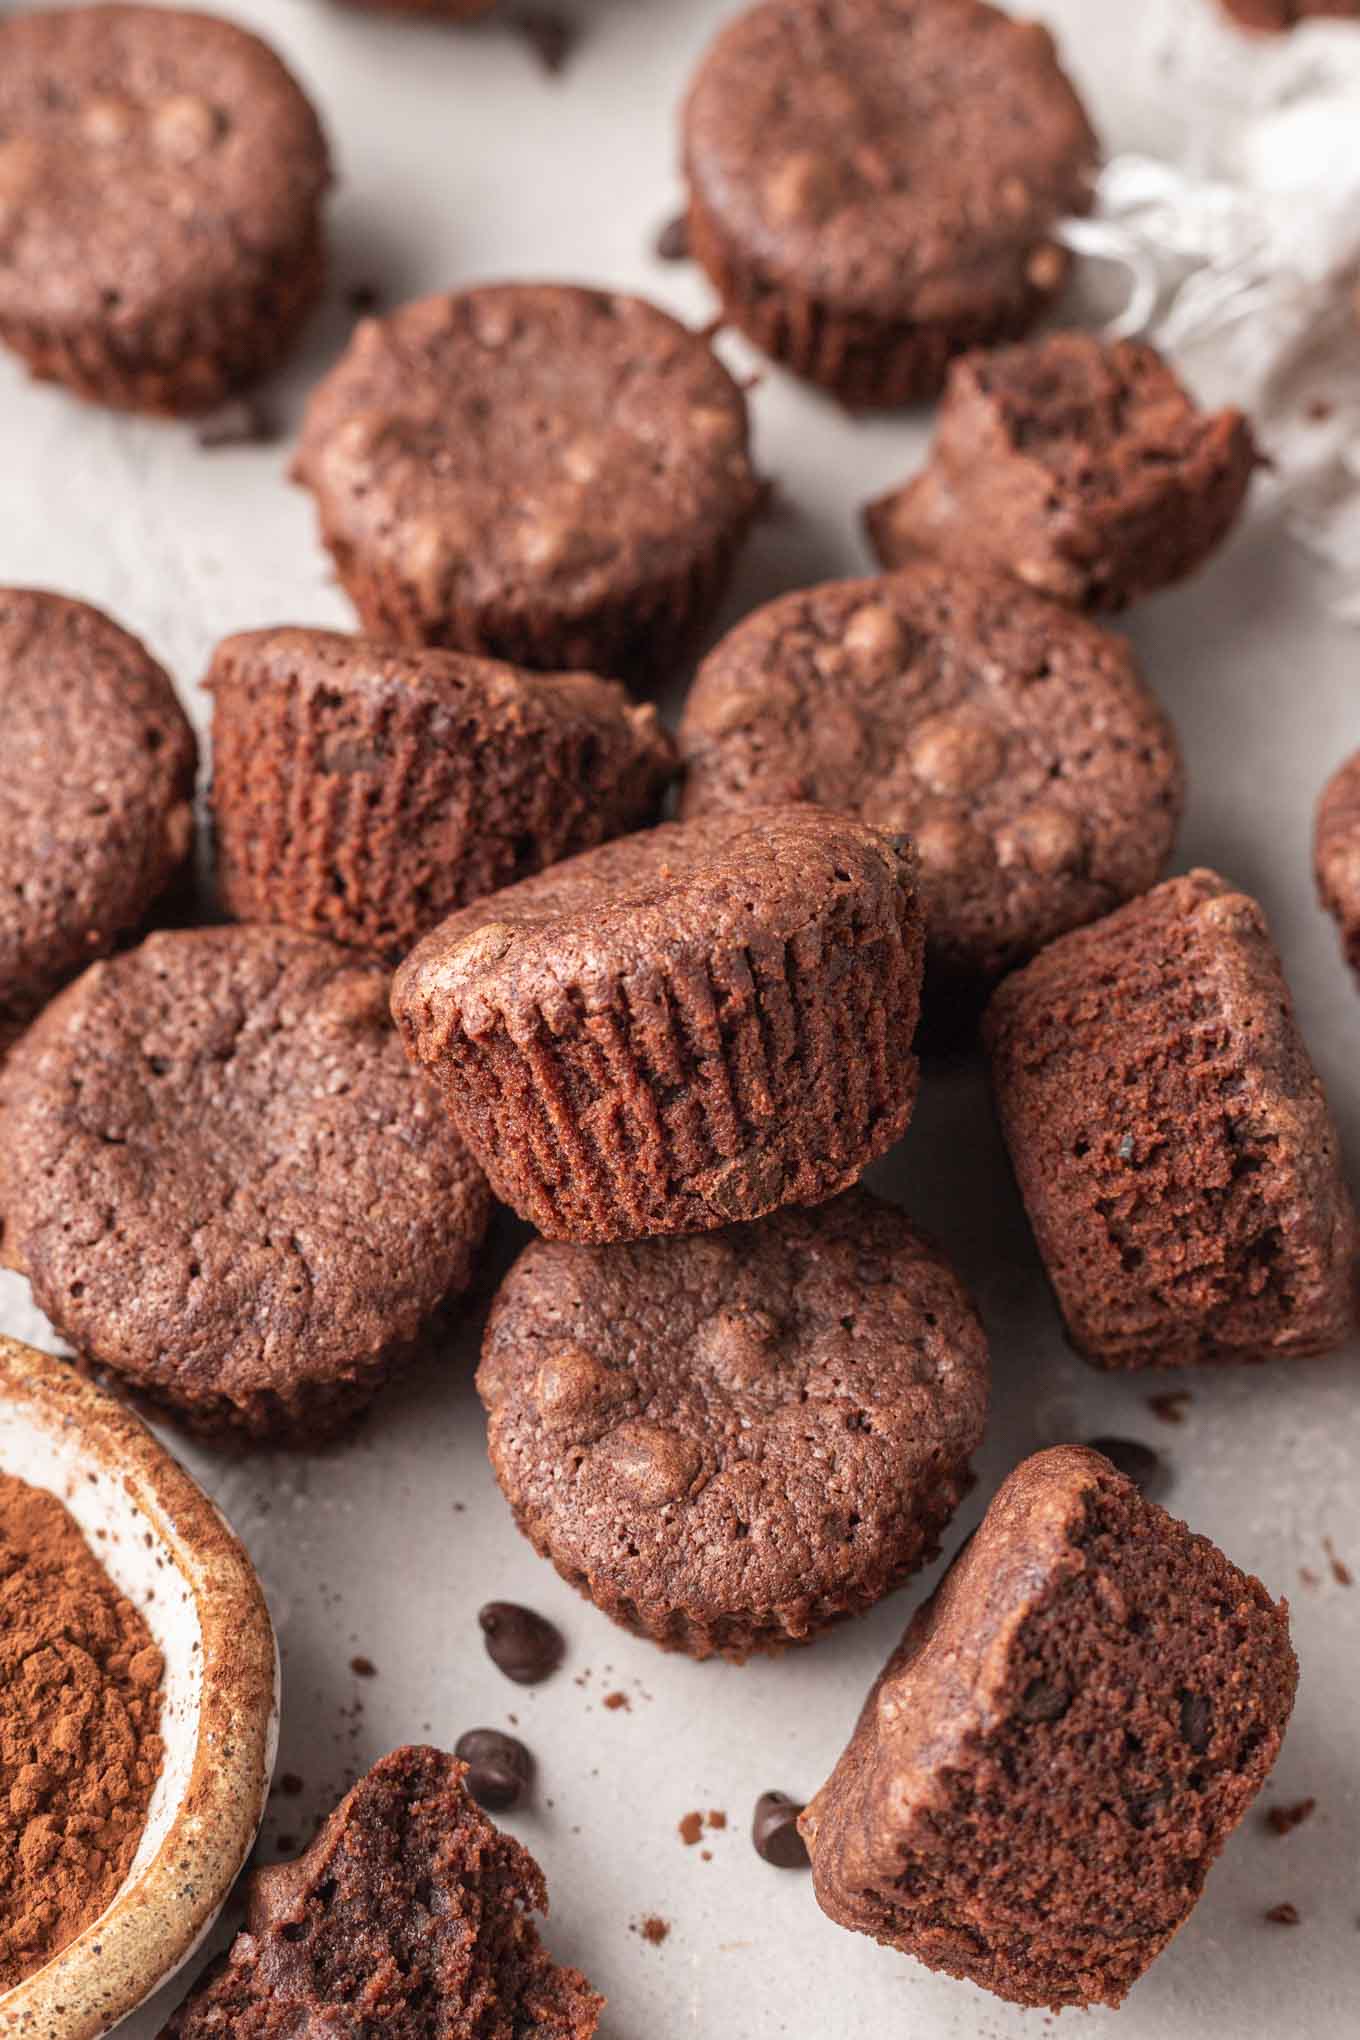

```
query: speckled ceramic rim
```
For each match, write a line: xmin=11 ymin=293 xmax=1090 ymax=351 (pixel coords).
xmin=0 ymin=1337 xmax=279 ymax=2040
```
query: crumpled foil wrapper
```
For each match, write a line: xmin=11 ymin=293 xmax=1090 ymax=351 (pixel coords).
xmin=1057 ymin=5 xmax=1360 ymax=617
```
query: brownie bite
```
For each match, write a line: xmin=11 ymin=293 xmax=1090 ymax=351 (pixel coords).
xmin=865 ymin=333 xmax=1258 ymax=610
xmin=209 ymin=627 xmax=675 ymax=960
xmin=679 ymin=562 xmax=1182 ymax=1028
xmin=0 ymin=589 xmax=197 ymax=1053
xmin=0 ymin=5 xmax=330 ymax=414
xmin=0 ymin=927 xmax=490 ymax=1439
xmin=801 ymin=1446 xmax=1298 ymax=2010
xmin=1315 ymin=749 xmax=1360 ymax=981
xmin=161 ymin=1746 xmax=602 ymax=2037
xmin=339 ymin=1 xmax=495 ymax=14
xmin=478 ymin=1189 xmax=989 ymax=1660
xmin=293 ymin=284 xmax=761 ymax=685
xmin=1219 ymin=0 xmax=1360 ymax=26
xmin=985 ymin=872 xmax=1355 ymax=1368
xmin=681 ymin=0 xmax=1098 ymax=408
xmin=392 ymin=808 xmax=924 ymax=1243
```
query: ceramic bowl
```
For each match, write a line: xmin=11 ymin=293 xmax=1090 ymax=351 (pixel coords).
xmin=0 ymin=1336 xmax=279 ymax=2040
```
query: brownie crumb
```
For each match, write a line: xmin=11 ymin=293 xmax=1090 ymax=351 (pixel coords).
xmin=1323 ymin=1537 xmax=1353 ymax=1586
xmin=1266 ymin=1798 xmax=1316 ymax=1837
xmin=602 ymin=1691 xmax=630 ymax=1712
xmin=509 ymin=7 xmax=577 ymax=75
xmin=1307 ymin=398 xmax=1335 ymax=424
xmin=277 ymin=1773 xmax=304 ymax=1798
xmin=349 ymin=1655 xmax=377 ymax=1678
xmin=1265 ymin=1902 xmax=1301 ymax=1926
xmin=347 ymin=283 xmax=382 ymax=317
xmin=678 ymin=1812 xmax=704 ymax=1846
xmin=638 ymin=1915 xmax=670 ymax=1945
xmin=194 ymin=396 xmax=277 ymax=449
xmin=655 ymin=214 xmax=690 ymax=262
xmin=707 ymin=1810 xmax=727 ymax=1831
xmin=1147 ymin=1391 xmax=1192 ymax=1426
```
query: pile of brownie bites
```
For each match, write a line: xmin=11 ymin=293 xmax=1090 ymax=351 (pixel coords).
xmin=0 ymin=0 xmax=1355 ymax=2028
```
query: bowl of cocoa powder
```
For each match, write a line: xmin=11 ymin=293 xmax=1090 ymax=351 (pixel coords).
xmin=0 ymin=1335 xmax=278 ymax=2040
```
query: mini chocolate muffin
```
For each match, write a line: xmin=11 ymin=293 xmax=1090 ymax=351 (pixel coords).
xmin=479 ymin=1189 xmax=989 ymax=1661
xmin=1315 ymin=749 xmax=1360 ymax=981
xmin=0 ymin=6 xmax=330 ymax=415
xmin=209 ymin=627 xmax=676 ymax=961
xmin=865 ymin=334 xmax=1259 ymax=610
xmin=161 ymin=1747 xmax=603 ymax=2038
xmin=985 ymin=872 xmax=1356 ymax=1369
xmin=1219 ymin=0 xmax=1360 ymax=27
xmin=678 ymin=562 xmax=1182 ymax=1027
xmin=800 ymin=1446 xmax=1298 ymax=2010
xmin=681 ymin=0 xmax=1099 ymax=408
xmin=0 ymin=927 xmax=490 ymax=1439
xmin=293 ymin=284 xmax=761 ymax=684
xmin=0 ymin=589 xmax=197 ymax=1053
xmin=393 ymin=808 xmax=924 ymax=1244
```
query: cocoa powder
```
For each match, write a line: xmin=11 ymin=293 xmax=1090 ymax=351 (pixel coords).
xmin=0 ymin=1470 xmax=165 ymax=1989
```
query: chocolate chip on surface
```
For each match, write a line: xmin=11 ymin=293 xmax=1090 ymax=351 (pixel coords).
xmin=478 ymin=1602 xmax=565 ymax=1685
xmin=455 ymin=1728 xmax=534 ymax=1811
xmin=752 ymin=1791 xmax=810 ymax=1868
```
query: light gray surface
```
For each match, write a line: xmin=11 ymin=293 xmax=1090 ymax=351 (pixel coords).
xmin=0 ymin=2 xmax=1357 ymax=2035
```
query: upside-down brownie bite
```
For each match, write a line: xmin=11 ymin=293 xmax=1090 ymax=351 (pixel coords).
xmin=681 ymin=0 xmax=1098 ymax=407
xmin=209 ymin=627 xmax=675 ymax=960
xmin=801 ymin=1445 xmax=1298 ymax=2009
xmin=984 ymin=872 xmax=1355 ymax=1368
xmin=293 ymin=283 xmax=761 ymax=685
xmin=0 ymin=5 xmax=330 ymax=413
xmin=0 ymin=589 xmax=197 ymax=1054
xmin=161 ymin=1747 xmax=602 ymax=2037
xmin=865 ymin=333 xmax=1258 ymax=609
xmin=0 ymin=927 xmax=490 ymax=1438
xmin=478 ymin=1189 xmax=989 ymax=1660
xmin=679 ymin=562 xmax=1182 ymax=1029
xmin=392 ymin=808 xmax=924 ymax=1243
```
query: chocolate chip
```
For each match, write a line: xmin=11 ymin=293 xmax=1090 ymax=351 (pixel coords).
xmin=194 ymin=396 xmax=277 ymax=449
xmin=1087 ymin=1437 xmax=1164 ymax=1497
xmin=752 ymin=1791 xmax=810 ymax=1869
xmin=1179 ymin=1691 xmax=1212 ymax=1754
xmin=1265 ymin=1902 xmax=1300 ymax=1926
xmin=655 ymin=213 xmax=690 ymax=262
xmin=455 ymin=1728 xmax=533 ymax=1812
xmin=1018 ymin=1676 xmax=1070 ymax=1722
xmin=478 ymin=1602 xmax=565 ymax=1685
xmin=510 ymin=7 xmax=577 ymax=75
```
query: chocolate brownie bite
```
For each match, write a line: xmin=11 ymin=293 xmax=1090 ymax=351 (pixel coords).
xmin=1219 ymin=0 xmax=1360 ymax=27
xmin=679 ymin=562 xmax=1182 ymax=1026
xmin=985 ymin=872 xmax=1355 ymax=1369
xmin=209 ymin=627 xmax=675 ymax=961
xmin=161 ymin=1746 xmax=602 ymax=2038
xmin=393 ymin=808 xmax=924 ymax=1243
xmin=1315 ymin=749 xmax=1360 ymax=981
xmin=0 ymin=6 xmax=330 ymax=414
xmin=293 ymin=284 xmax=761 ymax=684
xmin=0 ymin=589 xmax=197 ymax=1053
xmin=478 ymin=1189 xmax=989 ymax=1660
xmin=865 ymin=334 xmax=1259 ymax=610
xmin=340 ymin=2 xmax=495 ymax=15
xmin=0 ymin=927 xmax=490 ymax=1439
xmin=681 ymin=0 xmax=1098 ymax=408
xmin=800 ymin=1445 xmax=1298 ymax=2010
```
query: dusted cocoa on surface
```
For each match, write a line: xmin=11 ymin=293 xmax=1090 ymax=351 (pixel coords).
xmin=0 ymin=5 xmax=330 ymax=413
xmin=160 ymin=1747 xmax=602 ymax=2037
xmin=679 ymin=562 xmax=1181 ymax=1023
xmin=801 ymin=1446 xmax=1298 ymax=2010
xmin=865 ymin=333 xmax=1258 ymax=610
xmin=478 ymin=1189 xmax=989 ymax=1659
xmin=984 ymin=872 xmax=1355 ymax=1369
xmin=209 ymin=627 xmax=675 ymax=960
xmin=0 ymin=589 xmax=197 ymax=1052
xmin=0 ymin=927 xmax=490 ymax=1439
xmin=682 ymin=0 xmax=1098 ymax=406
xmin=392 ymin=808 xmax=925 ymax=1243
xmin=293 ymin=283 xmax=760 ymax=684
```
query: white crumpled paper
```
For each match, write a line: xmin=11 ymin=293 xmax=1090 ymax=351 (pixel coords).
xmin=1057 ymin=4 xmax=1360 ymax=617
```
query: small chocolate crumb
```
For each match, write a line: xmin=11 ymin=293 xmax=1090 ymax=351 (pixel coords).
xmin=707 ymin=1809 xmax=727 ymax=1831
xmin=638 ymin=1915 xmax=670 ymax=1945
xmin=349 ymin=1655 xmax=377 ymax=1678
xmin=1323 ymin=1538 xmax=1353 ymax=1587
xmin=752 ymin=1791 xmax=810 ymax=1869
xmin=679 ymin=1811 xmax=704 ymax=1846
xmin=1087 ymin=1437 xmax=1163 ymax=1496
xmin=276 ymin=1773 xmax=304 ymax=1797
xmin=509 ymin=7 xmax=577 ymax=75
xmin=455 ymin=1728 xmax=534 ymax=1812
xmin=347 ymin=282 xmax=382 ymax=317
xmin=602 ymin=1690 xmax=629 ymax=1712
xmin=194 ymin=396 xmax=277 ymax=450
xmin=1147 ymin=1390 xmax=1192 ymax=1426
xmin=1265 ymin=1902 xmax=1301 ymax=1926
xmin=1299 ymin=1565 xmax=1322 ymax=1589
xmin=1266 ymin=1798 xmax=1316 ymax=1837
xmin=479 ymin=1601 xmax=565 ymax=1685
xmin=1307 ymin=398 xmax=1335 ymax=424
xmin=655 ymin=214 xmax=690 ymax=263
